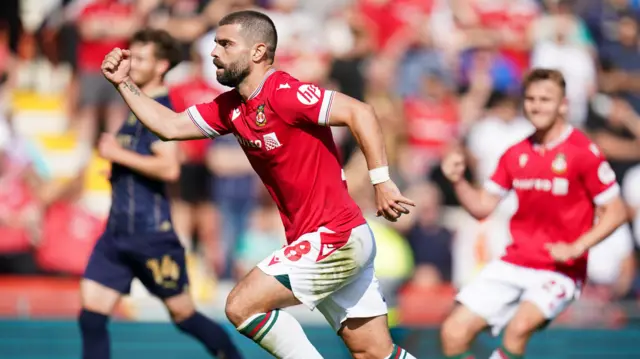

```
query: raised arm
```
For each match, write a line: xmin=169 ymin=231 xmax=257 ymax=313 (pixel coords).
xmin=101 ymin=48 xmax=207 ymax=141
xmin=441 ymin=150 xmax=503 ymax=220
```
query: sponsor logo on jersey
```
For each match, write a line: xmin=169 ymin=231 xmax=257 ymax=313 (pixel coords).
xmin=277 ymin=83 xmax=290 ymax=90
xmin=256 ymin=103 xmax=267 ymax=126
xmin=264 ymin=132 xmax=282 ymax=151
xmin=235 ymin=134 xmax=262 ymax=149
xmin=297 ymin=84 xmax=321 ymax=105
xmin=551 ymin=153 xmax=567 ymax=174
xmin=513 ymin=177 xmax=569 ymax=196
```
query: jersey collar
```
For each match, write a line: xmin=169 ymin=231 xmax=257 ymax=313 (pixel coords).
xmin=533 ymin=125 xmax=573 ymax=151
xmin=248 ymin=68 xmax=277 ymax=100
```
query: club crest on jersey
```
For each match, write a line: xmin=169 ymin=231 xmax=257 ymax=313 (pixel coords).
xmin=551 ymin=153 xmax=567 ymax=174
xmin=127 ymin=113 xmax=137 ymax=125
xmin=256 ymin=104 xmax=267 ymax=126
xmin=519 ymin=154 xmax=528 ymax=168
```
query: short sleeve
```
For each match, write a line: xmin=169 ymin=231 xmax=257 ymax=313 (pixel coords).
xmin=270 ymin=80 xmax=335 ymax=126
xmin=582 ymin=143 xmax=620 ymax=206
xmin=484 ymin=152 xmax=512 ymax=197
xmin=186 ymin=95 xmax=232 ymax=138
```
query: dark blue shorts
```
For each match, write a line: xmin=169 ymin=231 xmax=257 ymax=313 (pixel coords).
xmin=83 ymin=231 xmax=188 ymax=299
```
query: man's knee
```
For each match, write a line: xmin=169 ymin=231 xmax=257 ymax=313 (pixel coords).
xmin=224 ymin=287 xmax=250 ymax=326
xmin=340 ymin=316 xmax=394 ymax=359
xmin=225 ymin=268 xmax=300 ymax=327
xmin=441 ymin=306 xmax=486 ymax=351
xmin=164 ymin=292 xmax=196 ymax=323
xmin=503 ymin=303 xmax=547 ymax=344
xmin=80 ymin=279 xmax=120 ymax=315
xmin=350 ymin=345 xmax=394 ymax=359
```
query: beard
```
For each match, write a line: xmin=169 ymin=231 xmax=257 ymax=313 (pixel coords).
xmin=215 ymin=56 xmax=250 ymax=88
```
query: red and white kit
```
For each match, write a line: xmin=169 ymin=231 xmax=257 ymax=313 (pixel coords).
xmin=187 ymin=70 xmax=386 ymax=330
xmin=457 ymin=126 xmax=619 ymax=335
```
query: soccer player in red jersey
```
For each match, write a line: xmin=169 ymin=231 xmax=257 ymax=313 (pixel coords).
xmin=100 ymin=11 xmax=417 ymax=359
xmin=439 ymin=68 xmax=628 ymax=359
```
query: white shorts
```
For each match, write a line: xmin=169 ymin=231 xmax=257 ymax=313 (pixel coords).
xmin=457 ymin=260 xmax=580 ymax=336
xmin=257 ymin=223 xmax=388 ymax=331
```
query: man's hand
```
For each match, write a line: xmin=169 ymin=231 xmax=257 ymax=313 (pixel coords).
xmin=546 ymin=242 xmax=585 ymax=263
xmin=101 ymin=47 xmax=132 ymax=85
xmin=98 ymin=133 xmax=123 ymax=162
xmin=374 ymin=180 xmax=415 ymax=222
xmin=441 ymin=150 xmax=466 ymax=183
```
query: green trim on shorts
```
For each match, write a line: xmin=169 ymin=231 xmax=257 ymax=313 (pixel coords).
xmin=274 ymin=274 xmax=291 ymax=290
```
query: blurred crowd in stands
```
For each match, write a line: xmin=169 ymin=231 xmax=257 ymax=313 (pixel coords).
xmin=1 ymin=0 xmax=640 ymax=326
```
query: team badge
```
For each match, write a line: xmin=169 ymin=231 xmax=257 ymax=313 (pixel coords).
xmin=551 ymin=153 xmax=567 ymax=174
xmin=519 ymin=154 xmax=528 ymax=168
xmin=256 ymin=104 xmax=267 ymax=126
xmin=127 ymin=113 xmax=137 ymax=125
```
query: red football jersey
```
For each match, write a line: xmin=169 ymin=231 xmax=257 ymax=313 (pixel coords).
xmin=485 ymin=126 xmax=619 ymax=282
xmin=186 ymin=70 xmax=366 ymax=244
xmin=77 ymin=0 xmax=133 ymax=72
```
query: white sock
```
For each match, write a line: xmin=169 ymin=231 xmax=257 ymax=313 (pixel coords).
xmin=385 ymin=344 xmax=417 ymax=359
xmin=237 ymin=309 xmax=323 ymax=359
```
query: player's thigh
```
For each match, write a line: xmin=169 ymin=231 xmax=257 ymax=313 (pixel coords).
xmin=225 ymin=266 xmax=301 ymax=325
xmin=503 ymin=301 xmax=549 ymax=342
xmin=454 ymin=261 xmax=524 ymax=336
xmin=163 ymin=291 xmax=197 ymax=322
xmin=128 ymin=233 xmax=190 ymax=301
xmin=339 ymin=315 xmax=393 ymax=359
xmin=441 ymin=304 xmax=489 ymax=345
xmin=80 ymin=279 xmax=122 ymax=315
xmin=257 ymin=224 xmax=376 ymax=312
xmin=319 ymin=265 xmax=392 ymax=357
xmin=316 ymin=260 xmax=387 ymax=332
xmin=82 ymin=234 xmax=133 ymax=313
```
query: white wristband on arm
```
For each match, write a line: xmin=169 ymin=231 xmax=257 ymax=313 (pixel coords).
xmin=369 ymin=166 xmax=390 ymax=185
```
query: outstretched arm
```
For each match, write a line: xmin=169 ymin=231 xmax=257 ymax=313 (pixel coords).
xmin=117 ymin=80 xmax=204 ymax=141
xmin=326 ymin=93 xmax=415 ymax=221
xmin=101 ymin=47 xmax=206 ymax=141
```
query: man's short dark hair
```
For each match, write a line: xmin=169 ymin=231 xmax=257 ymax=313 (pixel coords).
xmin=219 ymin=10 xmax=278 ymax=63
xmin=131 ymin=29 xmax=182 ymax=75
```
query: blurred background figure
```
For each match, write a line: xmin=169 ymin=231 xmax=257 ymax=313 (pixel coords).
xmin=0 ymin=1 xmax=640 ymax=358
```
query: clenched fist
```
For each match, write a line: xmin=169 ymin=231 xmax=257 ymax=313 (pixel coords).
xmin=101 ymin=47 xmax=131 ymax=85
xmin=441 ymin=151 xmax=466 ymax=183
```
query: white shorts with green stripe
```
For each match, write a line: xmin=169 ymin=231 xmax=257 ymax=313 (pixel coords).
xmin=257 ymin=223 xmax=388 ymax=331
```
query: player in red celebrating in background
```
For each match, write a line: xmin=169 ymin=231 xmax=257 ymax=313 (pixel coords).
xmin=101 ymin=10 xmax=417 ymax=359
xmin=439 ymin=68 xmax=627 ymax=359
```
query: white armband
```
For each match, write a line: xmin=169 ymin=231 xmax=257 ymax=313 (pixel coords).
xmin=369 ymin=166 xmax=390 ymax=185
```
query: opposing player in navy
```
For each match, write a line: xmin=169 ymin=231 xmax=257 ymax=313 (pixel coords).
xmin=78 ymin=29 xmax=242 ymax=359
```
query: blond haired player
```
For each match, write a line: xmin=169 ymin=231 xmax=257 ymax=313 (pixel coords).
xmin=440 ymin=69 xmax=627 ymax=359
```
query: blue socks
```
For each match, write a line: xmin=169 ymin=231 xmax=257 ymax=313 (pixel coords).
xmin=79 ymin=309 xmax=110 ymax=359
xmin=176 ymin=312 xmax=243 ymax=359
xmin=80 ymin=309 xmax=242 ymax=359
